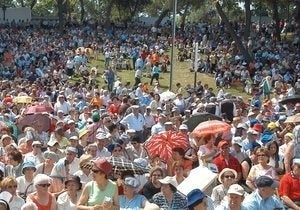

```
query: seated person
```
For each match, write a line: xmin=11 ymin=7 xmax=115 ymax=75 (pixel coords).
xmin=279 ymin=158 xmax=300 ymax=209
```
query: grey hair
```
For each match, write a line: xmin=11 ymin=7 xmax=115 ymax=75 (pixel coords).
xmin=21 ymin=202 xmax=38 ymax=210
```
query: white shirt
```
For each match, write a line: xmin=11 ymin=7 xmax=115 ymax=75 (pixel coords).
xmin=16 ymin=176 xmax=36 ymax=196
xmin=96 ymin=147 xmax=111 ymax=158
xmin=144 ymin=114 xmax=155 ymax=128
xmin=73 ymin=170 xmax=93 ymax=187
xmin=9 ymin=195 xmax=25 ymax=210
xmin=120 ymin=113 xmax=145 ymax=131
xmin=151 ymin=123 xmax=165 ymax=135
xmin=57 ymin=191 xmax=81 ymax=210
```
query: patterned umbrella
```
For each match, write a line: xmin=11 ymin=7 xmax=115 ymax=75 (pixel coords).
xmin=23 ymin=104 xmax=53 ymax=115
xmin=144 ymin=131 xmax=190 ymax=162
xmin=183 ymin=113 xmax=222 ymax=132
xmin=106 ymin=157 xmax=149 ymax=175
xmin=191 ymin=120 xmax=232 ymax=138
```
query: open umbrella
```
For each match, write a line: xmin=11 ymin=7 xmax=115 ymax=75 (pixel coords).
xmin=106 ymin=157 xmax=149 ymax=175
xmin=17 ymin=113 xmax=51 ymax=131
xmin=13 ymin=96 xmax=32 ymax=104
xmin=191 ymin=120 xmax=231 ymax=138
xmin=279 ymin=95 xmax=300 ymax=105
xmin=183 ymin=113 xmax=222 ymax=132
xmin=23 ymin=104 xmax=53 ymax=115
xmin=160 ymin=90 xmax=176 ymax=102
xmin=144 ymin=131 xmax=190 ymax=162
xmin=284 ymin=113 xmax=300 ymax=123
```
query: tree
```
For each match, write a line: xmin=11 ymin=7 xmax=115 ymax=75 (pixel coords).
xmin=214 ymin=0 xmax=253 ymax=62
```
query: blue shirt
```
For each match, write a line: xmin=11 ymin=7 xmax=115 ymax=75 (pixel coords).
xmin=119 ymin=194 xmax=146 ymax=210
xmin=243 ymin=190 xmax=284 ymax=210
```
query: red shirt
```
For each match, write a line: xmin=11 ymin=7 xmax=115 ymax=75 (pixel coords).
xmin=279 ymin=172 xmax=300 ymax=201
xmin=213 ymin=154 xmax=242 ymax=174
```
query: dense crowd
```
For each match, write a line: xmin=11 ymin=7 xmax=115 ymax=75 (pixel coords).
xmin=0 ymin=18 xmax=299 ymax=210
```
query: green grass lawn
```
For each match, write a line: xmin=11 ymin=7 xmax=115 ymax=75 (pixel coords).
xmin=81 ymin=52 xmax=250 ymax=99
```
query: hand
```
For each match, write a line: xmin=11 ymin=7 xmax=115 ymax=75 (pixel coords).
xmin=103 ymin=201 xmax=112 ymax=209
xmin=91 ymin=205 xmax=102 ymax=210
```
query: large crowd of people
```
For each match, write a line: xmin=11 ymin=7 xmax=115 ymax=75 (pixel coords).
xmin=0 ymin=18 xmax=299 ymax=210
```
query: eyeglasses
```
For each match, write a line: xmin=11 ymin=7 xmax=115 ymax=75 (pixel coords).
xmin=224 ymin=175 xmax=235 ymax=179
xmin=38 ymin=184 xmax=51 ymax=187
xmin=91 ymin=169 xmax=103 ymax=174
xmin=7 ymin=185 xmax=17 ymax=189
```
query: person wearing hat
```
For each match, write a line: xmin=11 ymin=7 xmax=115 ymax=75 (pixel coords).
xmin=216 ymin=184 xmax=246 ymax=210
xmin=50 ymin=146 xmax=79 ymax=181
xmin=54 ymin=94 xmax=71 ymax=115
xmin=57 ymin=176 xmax=82 ymax=210
xmin=95 ymin=132 xmax=111 ymax=158
xmin=279 ymin=132 xmax=294 ymax=157
xmin=120 ymin=105 xmax=145 ymax=141
xmin=23 ymin=141 xmax=44 ymax=166
xmin=187 ymin=188 xmax=208 ymax=210
xmin=16 ymin=162 xmax=36 ymax=200
xmin=68 ymin=136 xmax=84 ymax=157
xmin=119 ymin=177 xmax=148 ymax=209
xmin=77 ymin=158 xmax=118 ymax=210
xmin=126 ymin=135 xmax=148 ymax=161
xmin=74 ymin=154 xmax=93 ymax=187
xmin=211 ymin=168 xmax=238 ymax=208
xmin=144 ymin=106 xmax=156 ymax=138
xmin=151 ymin=114 xmax=166 ymax=135
xmin=35 ymin=151 xmax=59 ymax=176
xmin=47 ymin=140 xmax=65 ymax=160
xmin=213 ymin=141 xmax=242 ymax=181
xmin=50 ymin=127 xmax=69 ymax=150
xmin=64 ymin=120 xmax=79 ymax=140
xmin=27 ymin=174 xmax=56 ymax=210
xmin=279 ymin=158 xmax=300 ymax=209
xmin=231 ymin=137 xmax=247 ymax=163
xmin=243 ymin=175 xmax=284 ymax=209
xmin=241 ymin=128 xmax=261 ymax=154
xmin=152 ymin=176 xmax=188 ymax=209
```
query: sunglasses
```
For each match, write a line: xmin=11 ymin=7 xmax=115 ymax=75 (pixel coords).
xmin=7 ymin=185 xmax=17 ymax=189
xmin=224 ymin=175 xmax=235 ymax=179
xmin=38 ymin=184 xmax=51 ymax=187
xmin=91 ymin=169 xmax=103 ymax=174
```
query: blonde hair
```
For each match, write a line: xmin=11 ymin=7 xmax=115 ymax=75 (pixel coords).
xmin=1 ymin=176 xmax=17 ymax=189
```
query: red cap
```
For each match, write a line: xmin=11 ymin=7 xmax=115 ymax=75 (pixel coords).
xmin=253 ymin=123 xmax=263 ymax=133
xmin=218 ymin=140 xmax=229 ymax=148
xmin=92 ymin=158 xmax=112 ymax=176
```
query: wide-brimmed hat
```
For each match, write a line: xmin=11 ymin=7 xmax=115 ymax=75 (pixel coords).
xmin=22 ymin=161 xmax=36 ymax=174
xmin=218 ymin=168 xmax=237 ymax=183
xmin=65 ymin=175 xmax=82 ymax=190
xmin=92 ymin=158 xmax=112 ymax=176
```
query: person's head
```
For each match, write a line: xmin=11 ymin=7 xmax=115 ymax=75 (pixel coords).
xmin=255 ymin=176 xmax=279 ymax=199
xmin=1 ymin=176 xmax=18 ymax=196
xmin=43 ymin=151 xmax=59 ymax=165
xmin=91 ymin=158 xmax=112 ymax=180
xmin=158 ymin=176 xmax=178 ymax=196
xmin=0 ymin=135 xmax=12 ymax=147
xmin=33 ymin=174 xmax=51 ymax=193
xmin=172 ymin=147 xmax=185 ymax=161
xmin=218 ymin=140 xmax=230 ymax=157
xmin=149 ymin=167 xmax=163 ymax=185
xmin=108 ymin=143 xmax=122 ymax=157
xmin=21 ymin=202 xmax=38 ymax=210
xmin=65 ymin=147 xmax=78 ymax=163
xmin=266 ymin=141 xmax=279 ymax=157
xmin=218 ymin=168 xmax=237 ymax=187
xmin=21 ymin=161 xmax=36 ymax=177
xmin=284 ymin=132 xmax=294 ymax=144
xmin=32 ymin=141 xmax=42 ymax=153
xmin=96 ymin=133 xmax=109 ymax=149
xmin=227 ymin=184 xmax=245 ymax=209
xmin=255 ymin=147 xmax=270 ymax=164
xmin=0 ymin=199 xmax=9 ymax=210
xmin=187 ymin=189 xmax=208 ymax=210
xmin=123 ymin=177 xmax=140 ymax=195
xmin=292 ymin=158 xmax=300 ymax=176
xmin=7 ymin=151 xmax=22 ymax=166
xmin=172 ymin=161 xmax=184 ymax=176
xmin=64 ymin=175 xmax=82 ymax=192
xmin=86 ymin=143 xmax=98 ymax=158
xmin=69 ymin=136 xmax=79 ymax=147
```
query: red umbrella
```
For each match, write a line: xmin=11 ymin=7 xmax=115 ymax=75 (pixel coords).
xmin=23 ymin=104 xmax=53 ymax=115
xmin=191 ymin=120 xmax=231 ymax=138
xmin=144 ymin=131 xmax=190 ymax=162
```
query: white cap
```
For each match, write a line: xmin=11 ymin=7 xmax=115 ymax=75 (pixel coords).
xmin=158 ymin=176 xmax=178 ymax=188
xmin=179 ymin=124 xmax=188 ymax=130
xmin=228 ymin=184 xmax=245 ymax=196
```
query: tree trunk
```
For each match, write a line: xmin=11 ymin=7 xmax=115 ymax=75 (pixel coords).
xmin=214 ymin=1 xmax=253 ymax=63
xmin=57 ymin=0 xmax=64 ymax=32
xmin=180 ymin=4 xmax=189 ymax=32
xmin=79 ymin=0 xmax=84 ymax=23
xmin=30 ymin=0 xmax=37 ymax=10
xmin=271 ymin=0 xmax=281 ymax=41
xmin=244 ymin=0 xmax=251 ymax=40
xmin=155 ymin=9 xmax=170 ymax=27
xmin=295 ymin=0 xmax=300 ymax=24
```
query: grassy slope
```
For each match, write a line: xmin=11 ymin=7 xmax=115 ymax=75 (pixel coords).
xmin=79 ymin=52 xmax=249 ymax=99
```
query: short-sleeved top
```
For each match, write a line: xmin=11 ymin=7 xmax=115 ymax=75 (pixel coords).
xmin=213 ymin=154 xmax=242 ymax=174
xmin=247 ymin=165 xmax=277 ymax=182
xmin=152 ymin=191 xmax=188 ymax=210
xmin=86 ymin=180 xmax=117 ymax=206
xmin=29 ymin=193 xmax=53 ymax=210
xmin=279 ymin=171 xmax=300 ymax=201
xmin=119 ymin=194 xmax=146 ymax=210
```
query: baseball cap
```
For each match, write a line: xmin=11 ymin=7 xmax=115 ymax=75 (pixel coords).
xmin=124 ymin=177 xmax=140 ymax=188
xmin=255 ymin=176 xmax=279 ymax=188
xmin=228 ymin=184 xmax=245 ymax=196
xmin=179 ymin=124 xmax=188 ymax=130
xmin=232 ymin=137 xmax=243 ymax=147
xmin=158 ymin=176 xmax=178 ymax=188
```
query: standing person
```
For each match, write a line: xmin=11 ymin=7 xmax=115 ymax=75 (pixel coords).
xmin=105 ymin=67 xmax=115 ymax=92
xmin=243 ymin=176 xmax=284 ymax=209
xmin=134 ymin=68 xmax=142 ymax=88
xmin=150 ymin=63 xmax=159 ymax=85
xmin=77 ymin=158 xmax=119 ymax=209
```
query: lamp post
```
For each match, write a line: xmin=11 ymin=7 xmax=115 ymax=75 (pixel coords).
xmin=169 ymin=0 xmax=177 ymax=90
